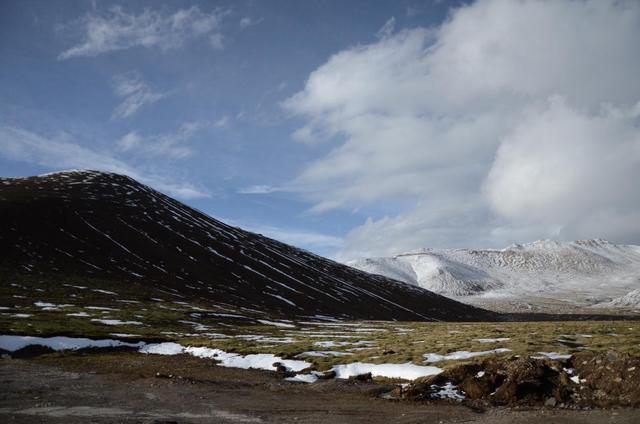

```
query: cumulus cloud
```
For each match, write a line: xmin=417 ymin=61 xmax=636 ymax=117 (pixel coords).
xmin=117 ymin=122 xmax=204 ymax=159
xmin=0 ymin=124 xmax=209 ymax=199
xmin=111 ymin=72 xmax=164 ymax=119
xmin=59 ymin=6 xmax=226 ymax=59
xmin=285 ymin=0 xmax=640 ymax=259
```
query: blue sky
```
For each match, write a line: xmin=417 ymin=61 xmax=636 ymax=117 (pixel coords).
xmin=2 ymin=0 xmax=640 ymax=260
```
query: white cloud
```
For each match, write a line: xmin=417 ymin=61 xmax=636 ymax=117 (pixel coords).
xmin=117 ymin=122 xmax=204 ymax=159
xmin=0 ymin=124 xmax=209 ymax=199
xmin=485 ymin=96 xmax=640 ymax=240
xmin=285 ymin=0 xmax=640 ymax=259
xmin=59 ymin=6 xmax=226 ymax=59
xmin=111 ymin=72 xmax=164 ymax=119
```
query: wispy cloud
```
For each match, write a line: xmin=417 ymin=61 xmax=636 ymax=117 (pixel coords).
xmin=239 ymin=16 xmax=262 ymax=30
xmin=111 ymin=72 xmax=164 ymax=119
xmin=213 ymin=115 xmax=230 ymax=128
xmin=117 ymin=122 xmax=204 ymax=159
xmin=0 ymin=124 xmax=209 ymax=199
xmin=237 ymin=184 xmax=283 ymax=195
xmin=59 ymin=6 xmax=227 ymax=59
xmin=376 ymin=17 xmax=396 ymax=39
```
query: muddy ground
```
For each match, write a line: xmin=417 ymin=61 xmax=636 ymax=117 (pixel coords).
xmin=1 ymin=352 xmax=639 ymax=423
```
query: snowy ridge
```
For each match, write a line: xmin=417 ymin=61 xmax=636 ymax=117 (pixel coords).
xmin=595 ymin=288 xmax=640 ymax=310
xmin=349 ymin=239 xmax=640 ymax=308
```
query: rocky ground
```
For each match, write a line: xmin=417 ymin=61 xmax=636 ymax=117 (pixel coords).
xmin=401 ymin=351 xmax=640 ymax=408
xmin=1 ymin=352 xmax=639 ymax=423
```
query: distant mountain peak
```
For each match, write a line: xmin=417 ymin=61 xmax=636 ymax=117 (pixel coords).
xmin=349 ymin=239 xmax=640 ymax=311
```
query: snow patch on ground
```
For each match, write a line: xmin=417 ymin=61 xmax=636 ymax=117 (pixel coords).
xmin=91 ymin=319 xmax=143 ymax=326
xmin=313 ymin=340 xmax=374 ymax=348
xmin=430 ymin=382 xmax=466 ymax=400
xmin=296 ymin=351 xmax=353 ymax=358
xmin=331 ymin=362 xmax=442 ymax=380
xmin=474 ymin=338 xmax=510 ymax=343
xmin=256 ymin=319 xmax=296 ymax=328
xmin=424 ymin=348 xmax=511 ymax=362
xmin=139 ymin=342 xmax=184 ymax=355
xmin=531 ymin=352 xmax=572 ymax=360
xmin=139 ymin=343 xmax=311 ymax=373
xmin=285 ymin=373 xmax=319 ymax=383
xmin=0 ymin=335 xmax=143 ymax=352
xmin=67 ymin=312 xmax=90 ymax=317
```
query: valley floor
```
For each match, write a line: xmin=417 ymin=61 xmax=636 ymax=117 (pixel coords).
xmin=2 ymin=353 xmax=638 ymax=424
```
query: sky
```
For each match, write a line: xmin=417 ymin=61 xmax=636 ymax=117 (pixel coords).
xmin=1 ymin=0 xmax=639 ymax=261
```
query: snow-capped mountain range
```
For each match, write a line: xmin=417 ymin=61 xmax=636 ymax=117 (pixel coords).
xmin=348 ymin=240 xmax=640 ymax=312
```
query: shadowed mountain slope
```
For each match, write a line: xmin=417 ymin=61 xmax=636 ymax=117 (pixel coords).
xmin=0 ymin=170 xmax=496 ymax=321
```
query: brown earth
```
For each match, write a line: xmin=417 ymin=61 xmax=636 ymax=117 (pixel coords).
xmin=1 ymin=352 xmax=639 ymax=423
xmin=403 ymin=352 xmax=640 ymax=409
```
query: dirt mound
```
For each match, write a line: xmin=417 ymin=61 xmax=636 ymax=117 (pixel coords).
xmin=8 ymin=344 xmax=57 ymax=358
xmin=572 ymin=351 xmax=640 ymax=407
xmin=400 ymin=352 xmax=640 ymax=408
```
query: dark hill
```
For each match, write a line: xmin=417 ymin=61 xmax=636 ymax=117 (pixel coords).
xmin=0 ymin=170 xmax=497 ymax=321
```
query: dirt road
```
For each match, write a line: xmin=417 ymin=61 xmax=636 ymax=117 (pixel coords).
xmin=1 ymin=353 xmax=638 ymax=423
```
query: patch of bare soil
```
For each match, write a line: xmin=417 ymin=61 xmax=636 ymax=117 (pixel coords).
xmin=401 ymin=351 xmax=640 ymax=409
xmin=1 ymin=352 xmax=639 ymax=423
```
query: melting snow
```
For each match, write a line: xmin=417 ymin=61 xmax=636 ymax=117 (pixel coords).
xmin=332 ymin=362 xmax=442 ymax=380
xmin=67 ymin=312 xmax=90 ymax=317
xmin=474 ymin=338 xmax=511 ymax=343
xmin=0 ymin=335 xmax=143 ymax=352
xmin=531 ymin=352 xmax=572 ymax=360
xmin=91 ymin=319 xmax=143 ymax=326
xmin=424 ymin=348 xmax=511 ymax=362
xmin=109 ymin=333 xmax=140 ymax=338
xmin=430 ymin=382 xmax=465 ymax=400
xmin=34 ymin=301 xmax=73 ymax=311
xmin=256 ymin=319 xmax=296 ymax=328
xmin=314 ymin=340 xmax=373 ymax=348
xmin=285 ymin=373 xmax=319 ymax=383
xmin=296 ymin=351 xmax=353 ymax=358
xmin=92 ymin=289 xmax=118 ymax=295
xmin=140 ymin=343 xmax=311 ymax=372
xmin=139 ymin=342 xmax=184 ymax=355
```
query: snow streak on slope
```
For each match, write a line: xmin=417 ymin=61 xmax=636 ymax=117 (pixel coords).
xmin=349 ymin=240 xmax=640 ymax=309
